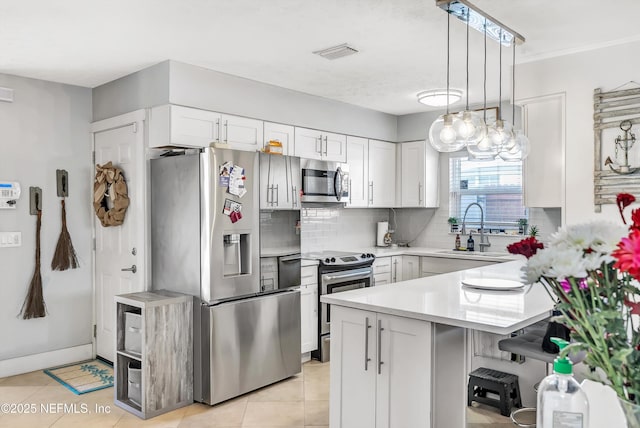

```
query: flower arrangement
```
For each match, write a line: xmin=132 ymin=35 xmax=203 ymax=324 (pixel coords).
xmin=508 ymin=193 xmax=640 ymax=409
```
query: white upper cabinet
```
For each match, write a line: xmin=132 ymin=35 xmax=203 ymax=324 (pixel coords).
xmin=149 ymin=104 xmax=219 ymax=148
xmin=259 ymin=153 xmax=301 ymax=210
xmin=294 ymin=127 xmax=347 ymax=162
xmin=520 ymin=93 xmax=565 ymax=208
xmin=368 ymin=140 xmax=397 ymax=207
xmin=400 ymin=140 xmax=439 ymax=208
xmin=149 ymin=104 xmax=263 ymax=151
xmin=346 ymin=136 xmax=369 ymax=207
xmin=221 ymin=114 xmax=263 ymax=151
xmin=263 ymin=122 xmax=294 ymax=156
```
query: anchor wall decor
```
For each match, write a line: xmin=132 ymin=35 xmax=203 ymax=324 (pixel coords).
xmin=594 ymin=85 xmax=640 ymax=212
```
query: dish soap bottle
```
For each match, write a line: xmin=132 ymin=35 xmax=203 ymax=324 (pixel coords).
xmin=467 ymin=232 xmax=474 ymax=251
xmin=455 ymin=233 xmax=461 ymax=250
xmin=537 ymin=338 xmax=589 ymax=427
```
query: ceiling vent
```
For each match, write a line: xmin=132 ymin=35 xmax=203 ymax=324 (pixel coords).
xmin=313 ymin=43 xmax=359 ymax=60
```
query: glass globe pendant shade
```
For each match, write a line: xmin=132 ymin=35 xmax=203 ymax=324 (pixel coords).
xmin=467 ymin=135 xmax=499 ymax=160
xmin=454 ymin=110 xmax=487 ymax=145
xmin=498 ymin=129 xmax=530 ymax=161
xmin=487 ymin=119 xmax=514 ymax=149
xmin=429 ymin=113 xmax=465 ymax=152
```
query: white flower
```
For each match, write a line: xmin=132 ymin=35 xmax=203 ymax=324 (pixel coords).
xmin=550 ymin=222 xmax=626 ymax=254
xmin=525 ymin=248 xmax=555 ymax=283
xmin=546 ymin=246 xmax=588 ymax=279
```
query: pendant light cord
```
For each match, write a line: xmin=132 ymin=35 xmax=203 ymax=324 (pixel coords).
xmin=465 ymin=7 xmax=470 ymax=110
xmin=512 ymin=40 xmax=516 ymax=124
xmin=446 ymin=7 xmax=450 ymax=114
xmin=483 ymin=18 xmax=487 ymax=122
xmin=498 ymin=29 xmax=503 ymax=120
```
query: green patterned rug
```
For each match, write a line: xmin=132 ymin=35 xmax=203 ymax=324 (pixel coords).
xmin=44 ymin=359 xmax=114 ymax=395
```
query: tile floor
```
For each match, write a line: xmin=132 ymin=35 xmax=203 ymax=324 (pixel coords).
xmin=0 ymin=359 xmax=513 ymax=427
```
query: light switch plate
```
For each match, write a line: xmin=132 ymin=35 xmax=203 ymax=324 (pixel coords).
xmin=0 ymin=232 xmax=21 ymax=247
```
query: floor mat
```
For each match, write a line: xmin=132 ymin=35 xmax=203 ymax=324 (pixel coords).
xmin=44 ymin=359 xmax=114 ymax=395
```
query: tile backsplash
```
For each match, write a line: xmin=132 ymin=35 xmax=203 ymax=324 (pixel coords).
xmin=260 ymin=210 xmax=300 ymax=250
xmin=301 ymin=207 xmax=390 ymax=253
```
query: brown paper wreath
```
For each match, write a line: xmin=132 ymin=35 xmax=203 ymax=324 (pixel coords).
xmin=93 ymin=161 xmax=130 ymax=227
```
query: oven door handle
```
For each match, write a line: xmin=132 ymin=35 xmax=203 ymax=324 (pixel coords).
xmin=323 ymin=270 xmax=372 ymax=284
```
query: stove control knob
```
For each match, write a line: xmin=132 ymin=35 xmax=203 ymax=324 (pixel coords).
xmin=367 ymin=253 xmax=373 ymax=258
xmin=331 ymin=257 xmax=336 ymax=262
xmin=361 ymin=253 xmax=366 ymax=258
xmin=325 ymin=258 xmax=331 ymax=263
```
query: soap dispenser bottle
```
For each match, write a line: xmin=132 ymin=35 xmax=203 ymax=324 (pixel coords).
xmin=455 ymin=234 xmax=461 ymax=250
xmin=467 ymin=232 xmax=474 ymax=251
xmin=537 ymin=338 xmax=589 ymax=427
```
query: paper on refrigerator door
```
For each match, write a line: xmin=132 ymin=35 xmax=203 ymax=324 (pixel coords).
xmin=228 ymin=164 xmax=246 ymax=197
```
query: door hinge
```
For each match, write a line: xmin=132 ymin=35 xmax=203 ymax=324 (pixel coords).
xmin=132 ymin=122 xmax=138 ymax=133
xmin=93 ymin=324 xmax=97 ymax=338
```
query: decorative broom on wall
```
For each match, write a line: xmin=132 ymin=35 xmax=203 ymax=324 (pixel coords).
xmin=20 ymin=187 xmax=46 ymax=319
xmin=51 ymin=170 xmax=78 ymax=270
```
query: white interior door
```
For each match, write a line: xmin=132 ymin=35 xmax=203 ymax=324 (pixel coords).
xmin=93 ymin=115 xmax=145 ymax=362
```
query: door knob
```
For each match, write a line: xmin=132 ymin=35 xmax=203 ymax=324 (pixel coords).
xmin=121 ymin=265 xmax=137 ymax=274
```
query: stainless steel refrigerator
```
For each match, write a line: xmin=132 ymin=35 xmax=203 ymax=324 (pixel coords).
xmin=150 ymin=148 xmax=301 ymax=405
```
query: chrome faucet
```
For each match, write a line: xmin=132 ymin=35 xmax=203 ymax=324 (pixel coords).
xmin=461 ymin=202 xmax=491 ymax=252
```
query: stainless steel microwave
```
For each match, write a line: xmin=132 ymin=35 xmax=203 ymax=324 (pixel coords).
xmin=300 ymin=159 xmax=349 ymax=203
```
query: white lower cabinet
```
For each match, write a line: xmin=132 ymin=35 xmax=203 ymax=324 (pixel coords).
xmin=330 ymin=305 xmax=432 ymax=428
xmin=401 ymin=255 xmax=420 ymax=281
xmin=300 ymin=265 xmax=318 ymax=353
xmin=373 ymin=256 xmax=392 ymax=286
xmin=420 ymin=256 xmax=495 ymax=277
xmin=391 ymin=256 xmax=403 ymax=282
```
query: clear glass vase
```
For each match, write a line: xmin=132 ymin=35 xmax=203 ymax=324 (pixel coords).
xmin=619 ymin=397 xmax=640 ymax=428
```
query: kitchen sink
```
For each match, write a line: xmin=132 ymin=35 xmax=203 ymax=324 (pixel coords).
xmin=436 ymin=250 xmax=510 ymax=257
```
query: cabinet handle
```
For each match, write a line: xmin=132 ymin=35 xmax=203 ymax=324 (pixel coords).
xmin=316 ymin=137 xmax=322 ymax=154
xmin=418 ymin=182 xmax=423 ymax=205
xmin=349 ymin=179 xmax=352 ymax=205
xmin=224 ymin=120 xmax=228 ymax=143
xmin=369 ymin=182 xmax=374 ymax=205
xmin=364 ymin=317 xmax=372 ymax=371
xmin=216 ymin=119 xmax=221 ymax=142
xmin=292 ymin=186 xmax=297 ymax=208
xmin=324 ymin=136 xmax=328 ymax=156
xmin=275 ymin=184 xmax=279 ymax=206
xmin=377 ymin=319 xmax=384 ymax=374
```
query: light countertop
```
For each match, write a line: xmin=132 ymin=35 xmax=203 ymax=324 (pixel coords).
xmin=260 ymin=247 xmax=301 ymax=257
xmin=320 ymin=259 xmax=554 ymax=335
xmin=351 ymin=246 xmax=520 ymax=262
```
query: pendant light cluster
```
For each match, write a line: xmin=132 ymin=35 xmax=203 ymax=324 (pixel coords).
xmin=428 ymin=1 xmax=529 ymax=162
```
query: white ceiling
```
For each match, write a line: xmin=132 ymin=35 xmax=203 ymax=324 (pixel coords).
xmin=2 ymin=0 xmax=640 ymax=115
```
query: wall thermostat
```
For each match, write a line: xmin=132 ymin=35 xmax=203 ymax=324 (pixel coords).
xmin=0 ymin=182 xmax=21 ymax=209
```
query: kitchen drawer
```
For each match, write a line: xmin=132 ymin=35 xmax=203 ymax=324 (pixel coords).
xmin=420 ymin=256 xmax=494 ymax=275
xmin=373 ymin=256 xmax=392 ymax=274
xmin=301 ymin=266 xmax=318 ymax=286
xmin=374 ymin=272 xmax=391 ymax=286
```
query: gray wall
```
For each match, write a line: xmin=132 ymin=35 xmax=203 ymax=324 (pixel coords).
xmin=92 ymin=61 xmax=170 ymax=121
xmin=0 ymin=73 xmax=93 ymax=360
xmin=92 ymin=60 xmax=398 ymax=142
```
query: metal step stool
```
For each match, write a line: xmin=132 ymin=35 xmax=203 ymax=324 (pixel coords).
xmin=467 ymin=367 xmax=522 ymax=417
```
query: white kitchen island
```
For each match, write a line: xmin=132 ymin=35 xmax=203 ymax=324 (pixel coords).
xmin=321 ymin=258 xmax=555 ymax=428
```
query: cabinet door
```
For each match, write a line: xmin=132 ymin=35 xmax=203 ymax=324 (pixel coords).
xmin=391 ymin=256 xmax=403 ymax=283
xmin=521 ymin=94 xmax=564 ymax=207
xmin=368 ymin=140 xmax=397 ymax=207
xmin=401 ymin=256 xmax=420 ymax=281
xmin=323 ymin=132 xmax=347 ymax=162
xmin=423 ymin=141 xmax=439 ymax=207
xmin=150 ymin=104 xmax=221 ymax=148
xmin=329 ymin=306 xmax=377 ymax=428
xmin=259 ymin=153 xmax=275 ymax=209
xmin=400 ymin=141 xmax=424 ymax=207
xmin=346 ymin=136 xmax=369 ymax=207
xmin=221 ymin=114 xmax=263 ymax=152
xmin=376 ymin=313 xmax=431 ymax=428
xmin=264 ymin=122 xmax=295 ymax=156
xmin=300 ymin=284 xmax=318 ymax=353
xmin=294 ymin=127 xmax=323 ymax=160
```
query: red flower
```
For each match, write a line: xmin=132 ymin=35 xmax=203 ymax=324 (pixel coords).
xmin=617 ymin=193 xmax=636 ymax=225
xmin=507 ymin=236 xmax=544 ymax=259
xmin=612 ymin=229 xmax=640 ymax=281
xmin=631 ymin=208 xmax=640 ymax=230
xmin=624 ymin=299 xmax=640 ymax=316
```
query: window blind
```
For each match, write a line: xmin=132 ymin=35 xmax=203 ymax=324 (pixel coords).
xmin=449 ymin=156 xmax=527 ymax=228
